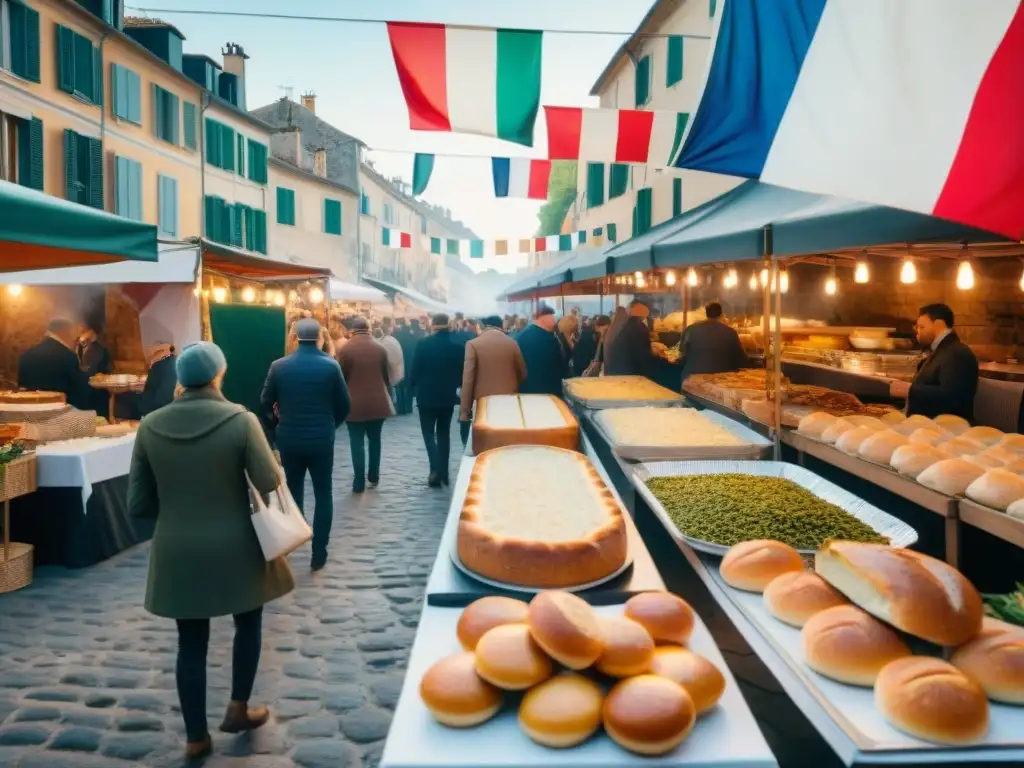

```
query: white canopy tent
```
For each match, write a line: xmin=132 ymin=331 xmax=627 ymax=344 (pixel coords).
xmin=329 ymin=279 xmax=390 ymax=304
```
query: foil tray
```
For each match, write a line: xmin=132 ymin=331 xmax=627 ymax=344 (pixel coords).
xmin=590 ymin=410 xmax=772 ymax=462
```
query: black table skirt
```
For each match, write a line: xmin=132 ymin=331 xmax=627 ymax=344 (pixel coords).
xmin=8 ymin=476 xmax=154 ymax=568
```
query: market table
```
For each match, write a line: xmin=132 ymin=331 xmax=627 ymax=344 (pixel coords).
xmin=9 ymin=435 xmax=153 ymax=567
xmin=381 ymin=603 xmax=779 ymax=768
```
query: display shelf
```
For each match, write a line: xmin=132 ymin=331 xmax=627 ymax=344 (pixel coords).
xmin=958 ymin=500 xmax=1024 ymax=549
xmin=681 ymin=392 xmax=774 ymax=439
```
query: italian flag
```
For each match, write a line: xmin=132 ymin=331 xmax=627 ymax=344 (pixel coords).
xmin=381 ymin=228 xmax=411 ymax=249
xmin=491 ymin=157 xmax=551 ymax=199
xmin=386 ymin=22 xmax=543 ymax=147
xmin=545 ymin=106 xmax=690 ymax=166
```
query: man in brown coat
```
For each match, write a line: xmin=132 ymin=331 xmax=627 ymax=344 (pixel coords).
xmin=336 ymin=318 xmax=393 ymax=493
xmin=459 ymin=315 xmax=526 ymax=444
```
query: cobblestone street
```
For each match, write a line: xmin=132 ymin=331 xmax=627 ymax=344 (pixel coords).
xmin=0 ymin=413 xmax=450 ymax=768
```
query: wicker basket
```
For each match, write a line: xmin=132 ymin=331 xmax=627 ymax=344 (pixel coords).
xmin=0 ymin=453 xmax=38 ymax=503
xmin=0 ymin=541 xmax=33 ymax=594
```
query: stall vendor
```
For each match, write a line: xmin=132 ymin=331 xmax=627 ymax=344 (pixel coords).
xmin=889 ymin=303 xmax=978 ymax=421
xmin=604 ymin=300 xmax=657 ymax=377
xmin=678 ymin=302 xmax=751 ymax=379
xmin=77 ymin=324 xmax=112 ymax=377
xmin=138 ymin=340 xmax=178 ymax=417
xmin=18 ymin=318 xmax=96 ymax=411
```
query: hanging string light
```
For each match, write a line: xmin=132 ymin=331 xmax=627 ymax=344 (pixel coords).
xmin=6 ymin=284 xmax=23 ymax=297
xmin=900 ymin=258 xmax=917 ymax=284
xmin=686 ymin=268 xmax=698 ymax=287
xmin=760 ymin=266 xmax=769 ymax=287
xmin=241 ymin=286 xmax=256 ymax=303
xmin=824 ymin=260 xmax=837 ymax=296
xmin=780 ymin=269 xmax=789 ymax=294
xmin=635 ymin=274 xmax=646 ymax=289
xmin=748 ymin=272 xmax=758 ymax=290
xmin=213 ymin=286 xmax=227 ymax=303
xmin=955 ymin=249 xmax=974 ymax=290
xmin=310 ymin=286 xmax=325 ymax=304
xmin=665 ymin=270 xmax=677 ymax=287
xmin=854 ymin=251 xmax=870 ymax=284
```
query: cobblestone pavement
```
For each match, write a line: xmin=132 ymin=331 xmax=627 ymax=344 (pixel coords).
xmin=0 ymin=413 xmax=452 ymax=768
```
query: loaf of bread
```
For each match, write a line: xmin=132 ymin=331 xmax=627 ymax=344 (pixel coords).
xmin=820 ymin=418 xmax=855 ymax=444
xmin=890 ymin=445 xmax=949 ymax=479
xmin=474 ymin=623 xmax=553 ymax=690
xmin=938 ymin=437 xmax=987 ymax=458
xmin=1007 ymin=496 xmax=1024 ymax=521
xmin=623 ymin=592 xmax=695 ymax=645
xmin=798 ymin=412 xmax=837 ymax=439
xmin=892 ymin=414 xmax=940 ymax=437
xmin=965 ymin=453 xmax=1005 ymax=470
xmin=595 ymin=617 xmax=655 ymax=677
xmin=908 ymin=427 xmax=947 ymax=447
xmin=602 ymin=675 xmax=696 ymax=756
xmin=917 ymin=458 xmax=985 ymax=496
xmin=981 ymin=446 xmax=1018 ymax=466
xmin=962 ymin=426 xmax=1004 ymax=446
xmin=934 ymin=414 xmax=970 ymax=436
xmin=858 ymin=430 xmax=910 ymax=465
xmin=419 ymin=652 xmax=503 ymax=727
xmin=648 ymin=647 xmax=725 ymax=714
xmin=844 ymin=416 xmax=886 ymax=432
xmin=801 ymin=605 xmax=911 ymax=686
xmin=879 ymin=410 xmax=907 ymax=425
xmin=471 ymin=394 xmax=579 ymax=454
xmin=457 ymin=596 xmax=529 ymax=650
xmin=527 ymin=591 xmax=605 ymax=670
xmin=965 ymin=468 xmax=1024 ymax=511
xmin=815 ymin=541 xmax=983 ymax=646
xmin=763 ymin=571 xmax=848 ymax=627
xmin=720 ymin=540 xmax=804 ymax=593
xmin=951 ymin=625 xmax=1024 ymax=704
xmin=835 ymin=426 xmax=876 ymax=455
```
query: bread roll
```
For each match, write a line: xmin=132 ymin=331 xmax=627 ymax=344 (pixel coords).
xmin=1005 ymin=457 xmax=1024 ymax=477
xmin=518 ymin=673 xmax=603 ymax=747
xmin=801 ymin=605 xmax=911 ymax=686
xmin=835 ymin=426 xmax=875 ymax=455
xmin=951 ymin=628 xmax=1024 ymax=704
xmin=998 ymin=433 xmax=1024 ymax=454
xmin=845 ymin=415 xmax=886 ymax=432
xmin=1007 ymin=496 xmax=1024 ymax=521
xmin=879 ymin=410 xmax=907 ymax=425
xmin=419 ymin=652 xmax=503 ymax=727
xmin=981 ymin=446 xmax=1018 ymax=466
xmin=965 ymin=468 xmax=1024 ymax=511
xmin=527 ymin=591 xmax=604 ymax=670
xmin=890 ymin=445 xmax=948 ymax=479
xmin=975 ymin=615 xmax=1024 ymax=641
xmin=595 ymin=617 xmax=655 ymax=677
xmin=602 ymin=675 xmax=696 ymax=756
xmin=874 ymin=657 xmax=989 ymax=745
xmin=965 ymin=453 xmax=1005 ymax=470
xmin=764 ymin=571 xmax=849 ymax=627
xmin=908 ymin=428 xmax=947 ymax=447
xmin=623 ymin=592 xmax=695 ymax=645
xmin=935 ymin=414 xmax=971 ymax=436
xmin=720 ymin=540 xmax=805 ymax=593
xmin=815 ymin=541 xmax=983 ymax=646
xmin=474 ymin=623 xmax=554 ymax=690
xmin=962 ymin=426 xmax=1004 ymax=446
xmin=937 ymin=437 xmax=987 ymax=458
xmin=917 ymin=458 xmax=985 ymax=496
xmin=457 ymin=596 xmax=529 ymax=650
xmin=892 ymin=414 xmax=939 ymax=437
xmin=858 ymin=430 xmax=910 ymax=465
xmin=648 ymin=647 xmax=726 ymax=714
xmin=798 ymin=412 xmax=837 ymax=438
xmin=820 ymin=419 xmax=854 ymax=444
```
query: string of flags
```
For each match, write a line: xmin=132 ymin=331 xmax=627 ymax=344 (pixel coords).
xmin=411 ymin=152 xmax=553 ymax=199
xmin=379 ymin=224 xmax=620 ymax=258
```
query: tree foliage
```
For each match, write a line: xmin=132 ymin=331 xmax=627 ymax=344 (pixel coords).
xmin=536 ymin=161 xmax=578 ymax=236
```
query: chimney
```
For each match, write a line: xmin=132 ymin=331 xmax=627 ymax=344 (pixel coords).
xmin=270 ymin=126 xmax=302 ymax=166
xmin=301 ymin=91 xmax=316 ymax=114
xmin=314 ymin=148 xmax=327 ymax=178
xmin=221 ymin=42 xmax=249 ymax=109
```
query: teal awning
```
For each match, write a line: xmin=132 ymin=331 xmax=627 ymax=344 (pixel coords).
xmin=0 ymin=180 xmax=158 ymax=270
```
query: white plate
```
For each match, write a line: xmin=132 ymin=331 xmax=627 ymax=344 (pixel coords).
xmin=449 ymin=548 xmax=635 ymax=595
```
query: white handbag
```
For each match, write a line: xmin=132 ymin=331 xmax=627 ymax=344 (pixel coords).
xmin=247 ymin=472 xmax=312 ymax=561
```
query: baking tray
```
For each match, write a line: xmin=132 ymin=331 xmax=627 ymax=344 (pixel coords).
xmin=631 ymin=460 xmax=918 ymax=556
xmin=563 ymin=378 xmax=686 ymax=410
xmin=590 ymin=409 xmax=772 ymax=462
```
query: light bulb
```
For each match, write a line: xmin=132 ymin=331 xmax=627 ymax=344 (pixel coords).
xmin=900 ymin=259 xmax=916 ymax=284
xmin=634 ymin=271 xmax=643 ymax=281
xmin=273 ymin=292 xmax=285 ymax=307
xmin=748 ymin=273 xmax=758 ymax=290
xmin=212 ymin=286 xmax=227 ymax=303
xmin=665 ymin=271 xmax=677 ymax=287
xmin=310 ymin=287 xmax=325 ymax=304
xmin=686 ymin=268 xmax=698 ymax=287
xmin=192 ymin=286 xmax=200 ymax=297
xmin=780 ymin=270 xmax=789 ymax=294
xmin=760 ymin=267 xmax=769 ymax=287
xmin=727 ymin=267 xmax=738 ymax=286
xmin=636 ymin=275 xmax=646 ymax=289
xmin=1020 ymin=266 xmax=1024 ymax=292
xmin=6 ymin=284 xmax=23 ymax=297
xmin=854 ymin=261 xmax=869 ymax=284
xmin=825 ymin=276 xmax=837 ymax=296
xmin=241 ymin=287 xmax=256 ymax=303
xmin=955 ymin=260 xmax=974 ymax=290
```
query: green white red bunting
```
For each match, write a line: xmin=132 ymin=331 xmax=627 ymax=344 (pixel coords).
xmin=380 ymin=228 xmax=413 ymax=248
xmin=379 ymin=225 xmax=618 ymax=259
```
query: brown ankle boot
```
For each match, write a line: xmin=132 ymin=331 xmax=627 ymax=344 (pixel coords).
xmin=219 ymin=700 xmax=270 ymax=733
xmin=185 ymin=735 xmax=212 ymax=760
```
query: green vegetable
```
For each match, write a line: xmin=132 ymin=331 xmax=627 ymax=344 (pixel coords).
xmin=647 ymin=473 xmax=889 ymax=550
xmin=0 ymin=442 xmax=25 ymax=466
xmin=982 ymin=583 xmax=1024 ymax=627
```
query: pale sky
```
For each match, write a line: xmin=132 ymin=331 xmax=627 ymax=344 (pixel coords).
xmin=125 ymin=0 xmax=654 ymax=272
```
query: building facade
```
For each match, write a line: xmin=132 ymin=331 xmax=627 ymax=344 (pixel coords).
xmin=573 ymin=0 xmax=739 ymax=242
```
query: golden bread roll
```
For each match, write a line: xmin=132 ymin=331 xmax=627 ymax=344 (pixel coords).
xmin=965 ymin=453 xmax=1005 ymax=470
xmin=965 ymin=468 xmax=1024 ymax=511
xmin=998 ymin=433 xmax=1024 ymax=454
xmin=798 ymin=412 xmax=837 ymax=439
xmin=940 ymin=437 xmax=988 ymax=458
xmin=917 ymin=458 xmax=985 ymax=496
xmin=419 ymin=652 xmax=503 ymax=727
xmin=874 ymin=657 xmax=989 ymax=745
xmin=602 ymin=675 xmax=696 ymax=756
xmin=763 ymin=571 xmax=849 ymax=627
xmin=907 ymin=428 xmax=947 ymax=447
xmin=527 ymin=591 xmax=604 ymax=670
xmin=890 ymin=444 xmax=949 ymax=479
xmin=595 ymin=617 xmax=655 ymax=677
xmin=934 ymin=414 xmax=970 ymax=436
xmin=962 ymin=426 xmax=1004 ymax=446
xmin=474 ymin=623 xmax=554 ymax=690
xmin=456 ymin=596 xmax=529 ymax=650
xmin=845 ymin=415 xmax=887 ymax=432
xmin=815 ymin=541 xmax=983 ymax=646
xmin=892 ymin=414 xmax=939 ymax=437
xmin=801 ymin=605 xmax=911 ymax=686
xmin=1008 ymin=496 xmax=1024 ymax=521
xmin=879 ymin=410 xmax=906 ymax=425
xmin=951 ymin=629 xmax=1024 ymax=704
xmin=518 ymin=673 xmax=603 ymax=748
xmin=981 ymin=446 xmax=1018 ymax=466
xmin=858 ymin=429 xmax=910 ymax=465
xmin=835 ymin=426 xmax=876 ymax=454
xmin=623 ymin=591 xmax=695 ymax=645
xmin=720 ymin=540 xmax=805 ymax=593
xmin=648 ymin=647 xmax=725 ymax=714
xmin=820 ymin=419 xmax=854 ymax=444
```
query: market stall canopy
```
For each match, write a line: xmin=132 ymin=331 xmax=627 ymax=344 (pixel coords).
xmin=362 ymin=276 xmax=453 ymax=315
xmin=329 ymin=279 xmax=389 ymax=303
xmin=539 ymin=244 xmax=616 ymax=289
xmin=198 ymin=238 xmax=332 ymax=281
xmin=0 ymin=243 xmax=197 ymax=285
xmin=0 ymin=180 xmax=158 ymax=270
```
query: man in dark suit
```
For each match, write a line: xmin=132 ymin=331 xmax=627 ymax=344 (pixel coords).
xmin=393 ymin=319 xmax=416 ymax=415
xmin=517 ymin=305 xmax=566 ymax=396
xmin=604 ymin=301 xmax=657 ymax=378
xmin=18 ymin=318 xmax=95 ymax=411
xmin=409 ymin=314 xmax=465 ymax=487
xmin=261 ymin=318 xmax=350 ymax=571
xmin=890 ymin=303 xmax=978 ymax=421
xmin=137 ymin=339 xmax=178 ymax=417
xmin=678 ymin=302 xmax=751 ymax=380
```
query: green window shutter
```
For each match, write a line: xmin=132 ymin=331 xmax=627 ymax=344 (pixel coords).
xmin=276 ymin=187 xmax=295 ymax=225
xmin=126 ymin=70 xmax=140 ymax=123
xmin=111 ymin=64 xmax=123 ymax=119
xmin=63 ymin=129 xmax=81 ymax=202
xmin=17 ymin=117 xmax=44 ymax=191
xmin=152 ymin=85 xmax=163 ymax=139
xmin=73 ymin=33 xmax=92 ymax=98
xmin=87 ymin=137 xmax=103 ymax=210
xmin=182 ymin=102 xmax=197 ymax=150
xmin=204 ymin=119 xmax=220 ymax=166
xmin=710 ymin=0 xmax=717 ymax=16
xmin=158 ymin=175 xmax=178 ymax=236
xmin=257 ymin=143 xmax=268 ymax=183
xmin=609 ymin=164 xmax=629 ymax=199
xmin=324 ymin=199 xmax=342 ymax=235
xmin=153 ymin=86 xmax=178 ymax=144
xmin=672 ymin=177 xmax=683 ymax=217
xmin=114 ymin=156 xmax=127 ymax=216
xmin=585 ymin=162 xmax=605 ymax=209
xmin=9 ymin=3 xmax=41 ymax=83
xmin=167 ymin=93 xmax=178 ymax=144
xmin=57 ymin=26 xmax=75 ymax=93
xmin=130 ymin=160 xmax=142 ymax=221
xmin=92 ymin=44 xmax=103 ymax=105
xmin=667 ymin=36 xmax=684 ymax=87
xmin=430 ymin=237 xmax=441 ymax=255
xmin=446 ymin=239 xmax=459 ymax=256
xmin=253 ymin=209 xmax=267 ymax=254
xmin=636 ymin=187 xmax=653 ymax=235
xmin=203 ymin=195 xmax=217 ymax=239
xmin=360 ymin=193 xmax=369 ymax=215
xmin=247 ymin=140 xmax=267 ymax=184
xmin=220 ymin=125 xmax=235 ymax=172
xmin=635 ymin=55 xmax=651 ymax=107
xmin=607 ymin=223 xmax=617 ymax=243
xmin=238 ymin=134 xmax=246 ymax=176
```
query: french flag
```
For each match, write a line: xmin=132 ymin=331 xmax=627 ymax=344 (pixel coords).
xmin=491 ymin=157 xmax=552 ymax=199
xmin=676 ymin=0 xmax=1024 ymax=239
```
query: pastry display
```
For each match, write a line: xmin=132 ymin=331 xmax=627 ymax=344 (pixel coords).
xmin=471 ymin=395 xmax=578 ymax=454
xmin=891 ymin=414 xmax=941 ymax=437
xmin=835 ymin=426 xmax=875 ymax=455
xmin=419 ymin=652 xmax=503 ymax=727
xmin=962 ymin=426 xmax=1004 ymax=446
xmin=518 ymin=673 xmax=604 ymax=748
xmin=964 ymin=453 xmax=1003 ymax=470
xmin=951 ymin=625 xmax=1024 ymax=704
xmin=564 ymin=375 xmax=682 ymax=405
xmin=815 ymin=541 xmax=983 ymax=646
xmin=597 ymin=407 xmax=748 ymax=449
xmin=456 ymin=596 xmax=528 ymax=650
xmin=857 ymin=430 xmax=909 ymax=465
xmin=917 ymin=458 xmax=985 ymax=496
xmin=980 ymin=446 xmax=1018 ymax=466
xmin=934 ymin=414 xmax=971 ymax=435
xmin=720 ymin=540 xmax=804 ymax=593
xmin=820 ymin=418 xmax=854 ymax=444
xmin=623 ymin=592 xmax=695 ymax=645
xmin=797 ymin=411 xmax=837 ymax=439
xmin=474 ymin=623 xmax=553 ymax=690
xmin=646 ymin=474 xmax=888 ymax=551
xmin=594 ymin=617 xmax=655 ymax=677
xmin=763 ymin=571 xmax=849 ymax=627
xmin=0 ymin=390 xmax=65 ymax=405
xmin=843 ymin=415 xmax=887 ymax=432
xmin=602 ymin=675 xmax=696 ymax=756
xmin=456 ymin=446 xmax=628 ymax=588
xmin=527 ymin=591 xmax=605 ymax=670
xmin=889 ymin=444 xmax=949 ymax=479
xmin=648 ymin=648 xmax=725 ymax=714
xmin=801 ymin=605 xmax=911 ymax=686
xmin=874 ymin=657 xmax=990 ymax=745
xmin=908 ymin=427 xmax=947 ymax=447
xmin=965 ymin=468 xmax=1024 ymax=511
xmin=938 ymin=437 xmax=987 ymax=458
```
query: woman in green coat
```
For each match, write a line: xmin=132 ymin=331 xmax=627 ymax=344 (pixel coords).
xmin=128 ymin=342 xmax=295 ymax=760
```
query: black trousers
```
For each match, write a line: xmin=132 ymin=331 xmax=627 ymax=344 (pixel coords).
xmin=419 ymin=407 xmax=454 ymax=480
xmin=175 ymin=607 xmax=263 ymax=742
xmin=280 ymin=445 xmax=335 ymax=563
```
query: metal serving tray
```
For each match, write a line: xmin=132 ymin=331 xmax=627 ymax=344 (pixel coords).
xmin=563 ymin=377 xmax=686 ymax=410
xmin=590 ymin=409 xmax=772 ymax=462
xmin=631 ymin=460 xmax=918 ymax=556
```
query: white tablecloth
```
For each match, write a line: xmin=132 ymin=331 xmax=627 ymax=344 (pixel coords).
xmin=34 ymin=434 xmax=137 ymax=509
